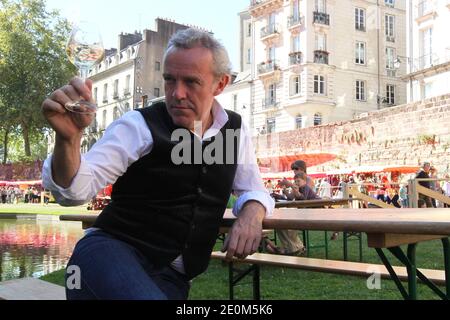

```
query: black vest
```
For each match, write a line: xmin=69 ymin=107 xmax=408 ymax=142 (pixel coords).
xmin=93 ymin=102 xmax=241 ymax=279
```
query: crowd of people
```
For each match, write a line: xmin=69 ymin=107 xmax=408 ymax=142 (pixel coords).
xmin=0 ymin=185 xmax=49 ymax=204
xmin=265 ymin=162 xmax=450 ymax=209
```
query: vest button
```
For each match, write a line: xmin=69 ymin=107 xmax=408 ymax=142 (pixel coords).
xmin=197 ymin=187 xmax=202 ymax=194
xmin=202 ymin=167 xmax=207 ymax=174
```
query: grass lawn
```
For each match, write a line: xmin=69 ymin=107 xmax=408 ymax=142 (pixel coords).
xmin=0 ymin=203 xmax=95 ymax=216
xmin=39 ymin=231 xmax=448 ymax=300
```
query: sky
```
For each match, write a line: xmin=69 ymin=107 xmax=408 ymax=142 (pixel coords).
xmin=45 ymin=0 xmax=249 ymax=71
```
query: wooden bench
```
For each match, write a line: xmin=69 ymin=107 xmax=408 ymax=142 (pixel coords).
xmin=210 ymin=251 xmax=446 ymax=300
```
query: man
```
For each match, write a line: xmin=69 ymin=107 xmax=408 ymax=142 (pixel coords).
xmin=415 ymin=162 xmax=433 ymax=208
xmin=41 ymin=28 xmax=274 ymax=300
xmin=265 ymin=160 xmax=319 ymax=256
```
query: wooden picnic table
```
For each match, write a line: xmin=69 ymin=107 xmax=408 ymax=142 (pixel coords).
xmin=60 ymin=207 xmax=450 ymax=299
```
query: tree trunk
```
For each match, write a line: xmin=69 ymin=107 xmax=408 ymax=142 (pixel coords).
xmin=22 ymin=124 xmax=31 ymax=157
xmin=2 ymin=128 xmax=9 ymax=164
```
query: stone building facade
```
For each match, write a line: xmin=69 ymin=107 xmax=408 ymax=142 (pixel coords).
xmin=219 ymin=0 xmax=407 ymax=135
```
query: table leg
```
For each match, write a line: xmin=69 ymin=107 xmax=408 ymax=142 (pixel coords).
xmin=442 ymin=238 xmax=450 ymax=298
xmin=376 ymin=242 xmax=449 ymax=300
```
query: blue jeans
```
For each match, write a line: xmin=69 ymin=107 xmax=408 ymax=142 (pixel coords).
xmin=65 ymin=230 xmax=190 ymax=300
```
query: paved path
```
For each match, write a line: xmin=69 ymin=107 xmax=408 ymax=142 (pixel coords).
xmin=0 ymin=278 xmax=65 ymax=300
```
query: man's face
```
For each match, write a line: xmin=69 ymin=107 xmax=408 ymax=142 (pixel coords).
xmin=423 ymin=164 xmax=431 ymax=173
xmin=163 ymin=47 xmax=229 ymax=131
xmin=294 ymin=178 xmax=306 ymax=188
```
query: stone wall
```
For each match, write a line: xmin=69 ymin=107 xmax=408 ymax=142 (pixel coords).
xmin=255 ymin=93 xmax=450 ymax=174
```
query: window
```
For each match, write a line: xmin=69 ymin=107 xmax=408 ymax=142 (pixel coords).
xmin=355 ymin=8 xmax=365 ymax=31
xmin=386 ymin=47 xmax=396 ymax=69
xmin=155 ymin=61 xmax=161 ymax=71
xmin=113 ymin=106 xmax=119 ymax=121
xmin=103 ymin=84 xmax=108 ymax=102
xmin=125 ymin=102 xmax=130 ymax=112
xmin=315 ymin=33 xmax=326 ymax=51
xmin=93 ymin=88 xmax=98 ymax=103
xmin=421 ymin=28 xmax=433 ymax=69
xmin=247 ymin=49 xmax=252 ymax=64
xmin=125 ymin=75 xmax=131 ymax=94
xmin=290 ymin=76 xmax=301 ymax=96
xmin=268 ymin=46 xmax=276 ymax=61
xmin=295 ymin=114 xmax=303 ymax=129
xmin=386 ymin=84 xmax=395 ymax=105
xmin=314 ymin=75 xmax=325 ymax=94
xmin=292 ymin=0 xmax=300 ymax=20
xmin=232 ymin=94 xmax=238 ymax=110
xmin=113 ymin=79 xmax=119 ymax=98
xmin=267 ymin=83 xmax=276 ymax=103
xmin=424 ymin=82 xmax=434 ymax=99
xmin=292 ymin=34 xmax=301 ymax=53
xmin=266 ymin=117 xmax=276 ymax=133
xmin=385 ymin=0 xmax=394 ymax=7
xmin=355 ymin=80 xmax=366 ymax=101
xmin=355 ymin=42 xmax=366 ymax=65
xmin=154 ymin=88 xmax=160 ymax=97
xmin=385 ymin=15 xmax=395 ymax=42
xmin=102 ymin=110 xmax=107 ymax=130
xmin=247 ymin=23 xmax=252 ymax=37
xmin=314 ymin=113 xmax=323 ymax=126
xmin=316 ymin=0 xmax=326 ymax=13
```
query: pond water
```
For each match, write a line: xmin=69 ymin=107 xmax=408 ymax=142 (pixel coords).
xmin=0 ymin=218 xmax=84 ymax=281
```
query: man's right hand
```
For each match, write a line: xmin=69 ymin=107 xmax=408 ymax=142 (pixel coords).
xmin=41 ymin=77 xmax=95 ymax=141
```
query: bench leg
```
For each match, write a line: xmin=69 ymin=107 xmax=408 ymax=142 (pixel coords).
xmin=227 ymin=262 xmax=261 ymax=300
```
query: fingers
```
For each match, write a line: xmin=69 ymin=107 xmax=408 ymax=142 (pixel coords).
xmin=70 ymin=77 xmax=92 ymax=101
xmin=41 ymin=98 xmax=66 ymax=115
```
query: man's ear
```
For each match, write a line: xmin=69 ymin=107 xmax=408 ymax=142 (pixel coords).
xmin=213 ymin=74 xmax=230 ymax=96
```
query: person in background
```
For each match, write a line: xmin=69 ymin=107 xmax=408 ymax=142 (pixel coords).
xmin=415 ymin=162 xmax=433 ymax=208
xmin=398 ymin=183 xmax=408 ymax=208
xmin=265 ymin=163 xmax=320 ymax=256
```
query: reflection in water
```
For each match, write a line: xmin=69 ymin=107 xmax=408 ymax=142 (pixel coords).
xmin=0 ymin=219 xmax=84 ymax=282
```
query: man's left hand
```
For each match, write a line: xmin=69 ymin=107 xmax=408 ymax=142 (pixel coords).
xmin=221 ymin=201 xmax=265 ymax=260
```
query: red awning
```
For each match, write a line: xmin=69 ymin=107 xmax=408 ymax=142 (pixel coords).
xmin=258 ymin=153 xmax=336 ymax=172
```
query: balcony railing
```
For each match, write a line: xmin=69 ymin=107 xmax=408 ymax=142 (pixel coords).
xmin=262 ymin=98 xmax=280 ymax=109
xmin=123 ymin=88 xmax=131 ymax=96
xmin=411 ymin=51 xmax=450 ymax=72
xmin=260 ymin=24 xmax=280 ymax=39
xmin=250 ymin=0 xmax=283 ymax=17
xmin=257 ymin=60 xmax=280 ymax=75
xmin=313 ymin=11 xmax=330 ymax=25
xmin=386 ymin=35 xmax=395 ymax=43
xmin=287 ymin=15 xmax=303 ymax=28
xmin=314 ymin=50 xmax=329 ymax=64
xmin=289 ymin=52 xmax=303 ymax=65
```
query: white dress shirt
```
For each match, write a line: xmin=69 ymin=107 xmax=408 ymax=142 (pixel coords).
xmin=43 ymin=100 xmax=274 ymax=273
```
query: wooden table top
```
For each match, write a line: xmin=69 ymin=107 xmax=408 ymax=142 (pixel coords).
xmin=61 ymin=208 xmax=450 ymax=236
xmin=275 ymin=198 xmax=355 ymax=208
xmin=222 ymin=208 xmax=450 ymax=236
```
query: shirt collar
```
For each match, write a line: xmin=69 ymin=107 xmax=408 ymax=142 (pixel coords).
xmin=201 ymin=99 xmax=229 ymax=141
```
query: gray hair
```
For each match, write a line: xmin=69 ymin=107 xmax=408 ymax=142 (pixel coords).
xmin=164 ymin=28 xmax=232 ymax=77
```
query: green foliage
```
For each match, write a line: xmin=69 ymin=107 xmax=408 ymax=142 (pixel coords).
xmin=0 ymin=0 xmax=76 ymax=160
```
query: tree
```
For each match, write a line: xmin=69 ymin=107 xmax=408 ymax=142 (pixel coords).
xmin=0 ymin=0 xmax=76 ymax=160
